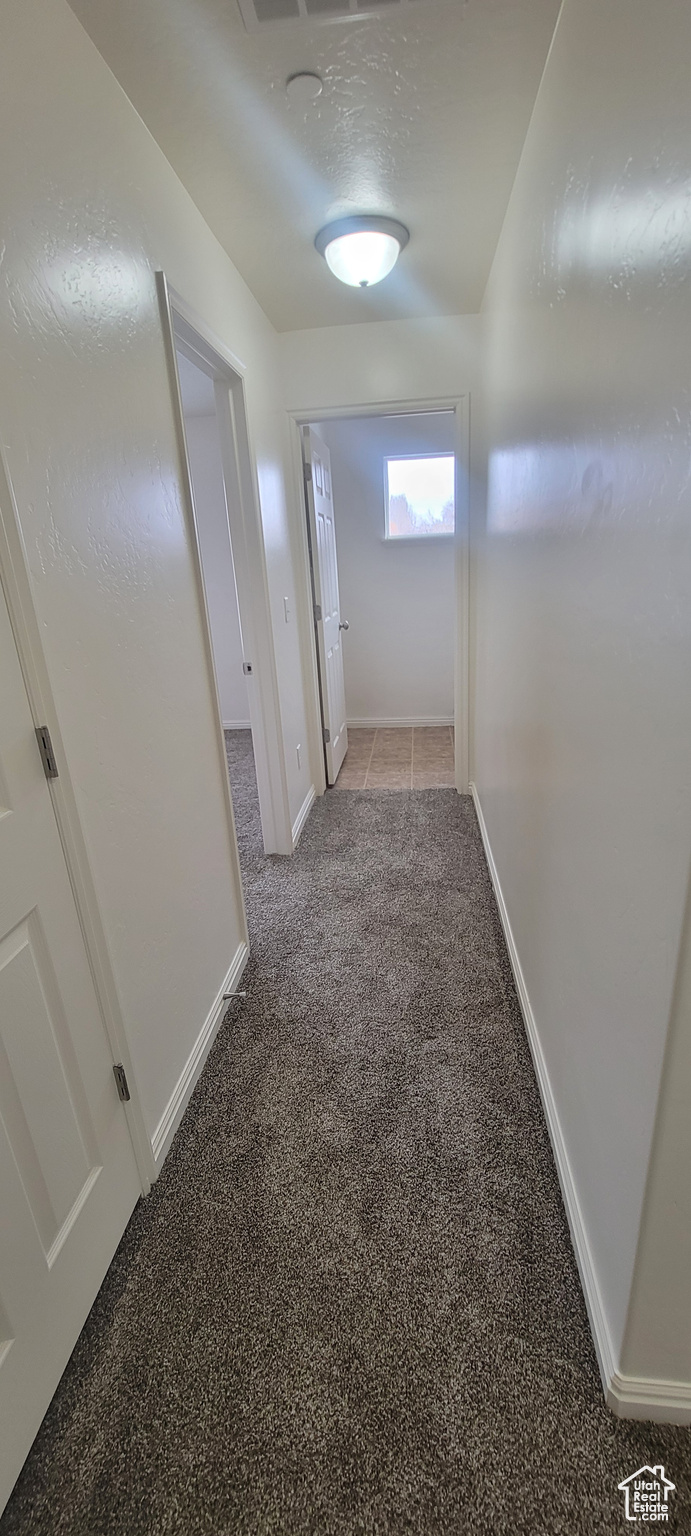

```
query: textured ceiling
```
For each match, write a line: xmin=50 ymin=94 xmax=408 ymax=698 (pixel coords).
xmin=68 ymin=0 xmax=561 ymax=330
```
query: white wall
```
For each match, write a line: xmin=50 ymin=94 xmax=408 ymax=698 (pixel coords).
xmin=318 ymin=413 xmax=455 ymax=726
xmin=0 ymin=0 xmax=311 ymax=1155
xmin=280 ymin=316 xmax=482 ymax=414
xmin=183 ymin=413 xmax=249 ymax=728
xmin=476 ymin=0 xmax=691 ymax=1409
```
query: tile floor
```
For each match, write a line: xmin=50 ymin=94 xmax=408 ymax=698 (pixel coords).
xmin=334 ymin=727 xmax=455 ymax=790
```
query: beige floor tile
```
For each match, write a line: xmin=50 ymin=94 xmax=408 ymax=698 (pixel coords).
xmin=370 ymin=751 xmax=412 ymax=771
xmin=372 ymin=727 xmax=412 ymax=742
xmin=413 ymin=727 xmax=455 ymax=769
xmin=412 ymin=769 xmax=456 ymax=788
xmin=413 ymin=727 xmax=451 ymax=746
xmin=345 ymin=735 xmax=375 ymax=766
xmin=365 ymin=766 xmax=412 ymax=789
xmin=334 ymin=765 xmax=367 ymax=789
xmin=370 ymin=729 xmax=413 ymax=765
xmin=331 ymin=728 xmax=458 ymax=789
xmin=344 ymin=752 xmax=375 ymax=775
xmin=413 ymin=744 xmax=455 ymax=768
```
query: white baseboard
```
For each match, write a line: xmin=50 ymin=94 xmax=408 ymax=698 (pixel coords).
xmin=467 ymin=784 xmax=618 ymax=1402
xmin=348 ymin=716 xmax=454 ymax=729
xmin=151 ymin=940 xmax=249 ymax=1167
xmin=606 ymin=1373 xmax=691 ymax=1423
xmin=223 ymin=720 xmax=251 ymax=731
xmin=292 ymin=784 xmax=316 ymax=849
xmin=469 ymin=782 xmax=691 ymax=1424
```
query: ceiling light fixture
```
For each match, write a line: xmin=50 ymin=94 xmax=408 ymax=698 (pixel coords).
xmin=315 ymin=216 xmax=410 ymax=288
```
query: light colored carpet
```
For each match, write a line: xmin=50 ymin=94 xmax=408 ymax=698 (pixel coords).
xmin=2 ymin=733 xmax=689 ymax=1535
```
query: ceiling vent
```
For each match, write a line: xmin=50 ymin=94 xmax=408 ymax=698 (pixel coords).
xmin=237 ymin=0 xmax=421 ymax=31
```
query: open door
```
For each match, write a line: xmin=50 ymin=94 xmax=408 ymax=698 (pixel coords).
xmin=0 ymin=574 xmax=141 ymax=1513
xmin=302 ymin=428 xmax=348 ymax=785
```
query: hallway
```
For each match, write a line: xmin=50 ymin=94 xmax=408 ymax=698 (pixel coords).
xmin=3 ymin=759 xmax=689 ymax=1535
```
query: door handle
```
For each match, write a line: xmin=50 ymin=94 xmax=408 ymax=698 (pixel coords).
xmin=339 ymin=620 xmax=349 ymax=631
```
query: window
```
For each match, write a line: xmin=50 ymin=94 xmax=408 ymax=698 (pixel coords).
xmin=384 ymin=454 xmax=455 ymax=540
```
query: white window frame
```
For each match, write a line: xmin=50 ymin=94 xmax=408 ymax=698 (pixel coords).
xmin=383 ymin=451 xmax=456 ymax=542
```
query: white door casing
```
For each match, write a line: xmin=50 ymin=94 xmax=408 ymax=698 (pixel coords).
xmin=290 ymin=398 xmax=469 ymax=797
xmin=0 ymin=577 xmax=141 ymax=1513
xmin=302 ymin=429 xmax=348 ymax=785
xmin=161 ymin=275 xmax=294 ymax=858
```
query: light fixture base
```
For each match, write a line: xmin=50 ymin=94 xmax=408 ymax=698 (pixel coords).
xmin=314 ymin=216 xmax=410 ymax=258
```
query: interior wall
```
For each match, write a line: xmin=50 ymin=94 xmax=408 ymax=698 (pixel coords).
xmin=318 ymin=413 xmax=455 ymax=726
xmin=280 ymin=316 xmax=482 ymax=414
xmin=182 ymin=412 xmax=249 ymax=728
xmin=476 ymin=0 xmax=691 ymax=1392
xmin=0 ymin=0 xmax=311 ymax=1151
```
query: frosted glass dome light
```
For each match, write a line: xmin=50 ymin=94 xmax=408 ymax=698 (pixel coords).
xmin=315 ymin=217 xmax=409 ymax=289
xmin=324 ymin=231 xmax=399 ymax=288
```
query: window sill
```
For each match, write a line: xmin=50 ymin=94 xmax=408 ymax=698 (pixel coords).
xmin=382 ymin=534 xmax=455 ymax=544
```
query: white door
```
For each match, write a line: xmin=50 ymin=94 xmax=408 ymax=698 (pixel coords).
xmin=303 ymin=429 xmax=348 ymax=784
xmin=0 ymin=577 xmax=141 ymax=1513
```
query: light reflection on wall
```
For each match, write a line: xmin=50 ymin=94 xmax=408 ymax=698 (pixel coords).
xmin=45 ymin=249 xmax=150 ymax=326
xmin=488 ymin=432 xmax=691 ymax=536
xmin=487 ymin=442 xmax=615 ymax=536
xmin=255 ymin=459 xmax=285 ymax=554
xmin=487 ymin=442 xmax=564 ymax=535
xmin=557 ymin=182 xmax=691 ymax=278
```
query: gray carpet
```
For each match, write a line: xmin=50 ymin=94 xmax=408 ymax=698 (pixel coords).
xmin=2 ymin=730 xmax=689 ymax=1534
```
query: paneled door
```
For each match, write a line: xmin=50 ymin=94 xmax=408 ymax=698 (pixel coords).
xmin=0 ymin=577 xmax=141 ymax=1513
xmin=303 ymin=428 xmax=348 ymax=784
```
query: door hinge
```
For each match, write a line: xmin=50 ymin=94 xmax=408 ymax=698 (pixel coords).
xmin=112 ymin=1063 xmax=131 ymax=1103
xmin=35 ymin=726 xmax=58 ymax=779
xmin=303 ymin=461 xmax=313 ymax=483
xmin=323 ymin=726 xmax=330 ymax=744
xmin=314 ymin=603 xmax=322 ymax=622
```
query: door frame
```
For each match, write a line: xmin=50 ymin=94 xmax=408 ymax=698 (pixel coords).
xmin=287 ymin=396 xmax=471 ymax=796
xmin=0 ymin=449 xmax=154 ymax=1193
xmin=301 ymin=425 xmax=349 ymax=787
xmin=157 ymin=274 xmax=293 ymax=857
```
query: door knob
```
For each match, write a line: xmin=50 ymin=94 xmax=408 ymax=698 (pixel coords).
xmin=339 ymin=619 xmax=349 ymax=631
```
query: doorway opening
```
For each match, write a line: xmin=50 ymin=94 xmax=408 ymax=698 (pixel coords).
xmin=174 ymin=350 xmax=260 ymax=869
xmin=157 ymin=276 xmax=293 ymax=863
xmin=296 ymin=403 xmax=469 ymax=794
